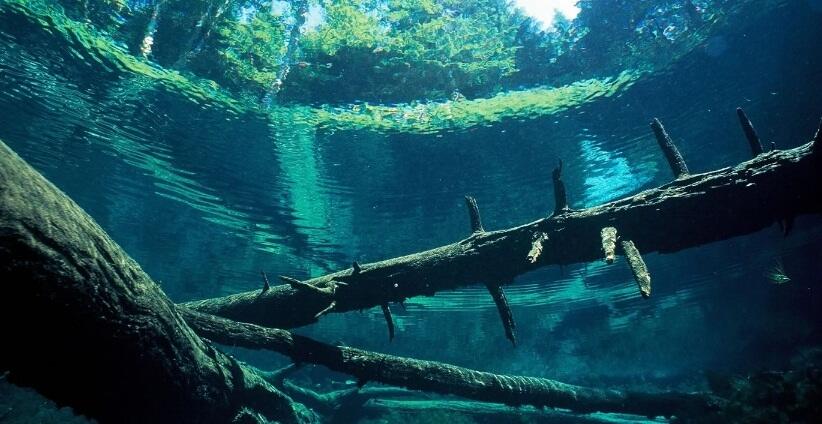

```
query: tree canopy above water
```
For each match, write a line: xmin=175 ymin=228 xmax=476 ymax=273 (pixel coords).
xmin=49 ymin=0 xmax=738 ymax=106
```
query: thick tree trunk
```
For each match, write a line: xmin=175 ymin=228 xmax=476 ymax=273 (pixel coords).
xmin=0 ymin=137 xmax=720 ymax=422
xmin=184 ymin=136 xmax=822 ymax=330
xmin=181 ymin=309 xmax=722 ymax=419
xmin=0 ymin=141 xmax=313 ymax=424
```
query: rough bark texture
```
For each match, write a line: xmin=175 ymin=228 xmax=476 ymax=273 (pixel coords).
xmin=184 ymin=139 xmax=822 ymax=330
xmin=0 ymin=141 xmax=313 ymax=424
xmin=621 ymin=240 xmax=651 ymax=298
xmin=181 ymin=308 xmax=722 ymax=419
xmin=600 ymin=227 xmax=617 ymax=264
xmin=650 ymin=118 xmax=690 ymax=178
xmin=264 ymin=367 xmax=661 ymax=424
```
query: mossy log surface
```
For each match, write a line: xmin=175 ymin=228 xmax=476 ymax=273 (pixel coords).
xmin=0 ymin=141 xmax=313 ymax=424
xmin=182 ymin=308 xmax=722 ymax=419
xmin=184 ymin=139 xmax=822 ymax=330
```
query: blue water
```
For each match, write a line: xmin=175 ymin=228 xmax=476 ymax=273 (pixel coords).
xmin=1 ymin=0 xmax=821 ymax=422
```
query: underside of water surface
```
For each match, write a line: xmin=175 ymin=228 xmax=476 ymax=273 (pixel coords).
xmin=0 ymin=0 xmax=821 ymax=423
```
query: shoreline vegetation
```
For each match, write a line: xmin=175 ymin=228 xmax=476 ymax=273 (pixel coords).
xmin=0 ymin=0 xmax=771 ymax=135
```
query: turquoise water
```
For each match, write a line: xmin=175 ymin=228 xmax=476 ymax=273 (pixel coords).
xmin=0 ymin=0 xmax=821 ymax=422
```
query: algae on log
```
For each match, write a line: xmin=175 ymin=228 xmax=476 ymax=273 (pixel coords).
xmin=184 ymin=138 xmax=822 ymax=330
xmin=181 ymin=308 xmax=721 ymax=419
xmin=0 ymin=140 xmax=314 ymax=424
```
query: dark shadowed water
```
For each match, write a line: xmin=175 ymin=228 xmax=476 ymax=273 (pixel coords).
xmin=1 ymin=0 xmax=821 ymax=422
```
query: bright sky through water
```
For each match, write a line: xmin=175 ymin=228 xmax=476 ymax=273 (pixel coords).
xmin=513 ymin=0 xmax=581 ymax=29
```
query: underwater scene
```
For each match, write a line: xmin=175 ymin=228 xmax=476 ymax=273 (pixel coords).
xmin=0 ymin=0 xmax=821 ymax=423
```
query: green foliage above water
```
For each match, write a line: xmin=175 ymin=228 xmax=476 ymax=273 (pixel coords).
xmin=1 ymin=0 xmax=785 ymax=135
xmin=187 ymin=4 xmax=287 ymax=97
xmin=284 ymin=0 xmax=521 ymax=103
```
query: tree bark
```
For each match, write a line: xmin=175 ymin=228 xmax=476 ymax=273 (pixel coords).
xmin=263 ymin=366 xmax=664 ymax=424
xmin=181 ymin=308 xmax=722 ymax=419
xmin=0 ymin=137 xmax=722 ymax=422
xmin=0 ymin=141 xmax=314 ymax=424
xmin=184 ymin=138 xmax=822 ymax=330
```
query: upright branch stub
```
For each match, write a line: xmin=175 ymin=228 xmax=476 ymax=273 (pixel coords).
xmin=600 ymin=227 xmax=618 ymax=264
xmin=464 ymin=195 xmax=484 ymax=233
xmin=813 ymin=117 xmax=822 ymax=153
xmin=621 ymin=240 xmax=651 ymax=298
xmin=260 ymin=271 xmax=271 ymax=294
xmin=736 ymin=108 xmax=764 ymax=157
xmin=650 ymin=118 xmax=690 ymax=179
xmin=280 ymin=275 xmax=338 ymax=319
xmin=551 ymin=160 xmax=569 ymax=215
xmin=485 ymin=284 xmax=517 ymax=346
xmin=380 ymin=303 xmax=395 ymax=342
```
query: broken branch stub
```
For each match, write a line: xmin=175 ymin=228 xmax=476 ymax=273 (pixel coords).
xmin=464 ymin=195 xmax=484 ymax=233
xmin=485 ymin=284 xmax=517 ymax=346
xmin=600 ymin=227 xmax=618 ymax=264
xmin=736 ymin=108 xmax=764 ymax=157
xmin=381 ymin=303 xmax=395 ymax=342
xmin=621 ymin=240 xmax=651 ymax=298
xmin=261 ymin=271 xmax=271 ymax=293
xmin=651 ymin=118 xmax=690 ymax=179
xmin=551 ymin=160 xmax=569 ymax=215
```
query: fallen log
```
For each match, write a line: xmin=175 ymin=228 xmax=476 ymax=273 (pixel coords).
xmin=184 ymin=122 xmax=822 ymax=332
xmin=181 ymin=308 xmax=722 ymax=419
xmin=362 ymin=400 xmax=672 ymax=424
xmin=0 ymin=141 xmax=314 ymax=424
xmin=0 ymin=137 xmax=719 ymax=422
xmin=263 ymin=366 xmax=667 ymax=424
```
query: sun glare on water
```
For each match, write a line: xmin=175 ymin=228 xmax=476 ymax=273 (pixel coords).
xmin=513 ymin=0 xmax=581 ymax=30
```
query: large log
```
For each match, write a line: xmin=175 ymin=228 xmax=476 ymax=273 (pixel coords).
xmin=184 ymin=134 xmax=822 ymax=330
xmin=0 ymin=137 xmax=718 ymax=422
xmin=0 ymin=141 xmax=314 ymax=424
xmin=181 ymin=308 xmax=722 ymax=419
xmin=262 ymin=366 xmax=673 ymax=424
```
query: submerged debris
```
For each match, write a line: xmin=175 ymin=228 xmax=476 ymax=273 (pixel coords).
xmin=766 ymin=261 xmax=791 ymax=285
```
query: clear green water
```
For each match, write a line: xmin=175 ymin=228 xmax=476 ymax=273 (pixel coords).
xmin=1 ymin=0 xmax=821 ymax=422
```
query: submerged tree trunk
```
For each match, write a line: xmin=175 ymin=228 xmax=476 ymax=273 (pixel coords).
xmin=183 ymin=133 xmax=822 ymax=331
xmin=181 ymin=309 xmax=721 ymax=419
xmin=1 ymin=120 xmax=820 ymax=422
xmin=0 ymin=137 xmax=721 ymax=422
xmin=0 ymin=141 xmax=313 ymax=424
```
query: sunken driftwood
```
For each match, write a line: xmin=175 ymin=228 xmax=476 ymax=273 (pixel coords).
xmin=181 ymin=309 xmax=721 ymax=419
xmin=261 ymin=364 xmax=426 ymax=423
xmin=264 ymin=366 xmax=679 ymax=424
xmin=0 ymin=138 xmax=722 ymax=421
xmin=184 ymin=120 xmax=822 ymax=334
xmin=0 ymin=141 xmax=315 ymax=424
